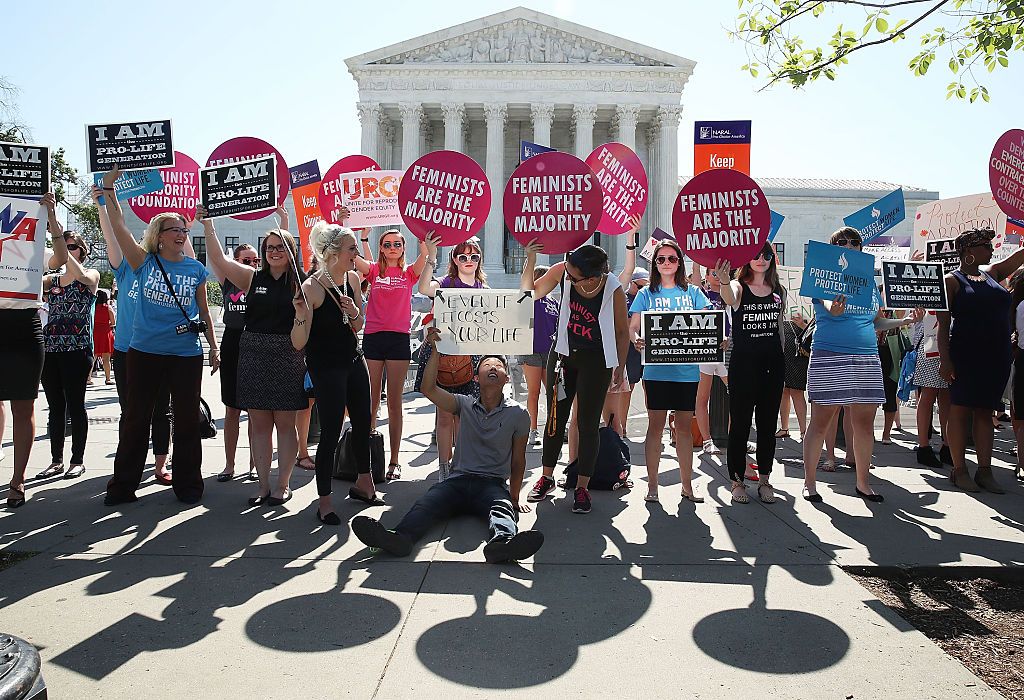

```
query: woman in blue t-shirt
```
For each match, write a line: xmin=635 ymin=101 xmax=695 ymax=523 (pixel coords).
xmin=629 ymin=240 xmax=711 ymax=503
xmin=801 ymin=227 xmax=920 ymax=504
xmin=101 ymin=166 xmax=219 ymax=507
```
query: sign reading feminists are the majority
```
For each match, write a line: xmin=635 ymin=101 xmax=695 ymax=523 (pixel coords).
xmin=504 ymin=151 xmax=603 ymax=255
xmin=881 ymin=261 xmax=948 ymax=310
xmin=200 ymin=156 xmax=278 ymax=219
xmin=207 ymin=137 xmax=289 ymax=221
xmin=585 ymin=142 xmax=647 ymax=236
xmin=990 ymin=129 xmax=1024 ymax=221
xmin=642 ymin=310 xmax=725 ymax=365
xmin=86 ymin=119 xmax=174 ymax=172
xmin=399 ymin=150 xmax=490 ymax=246
xmin=0 ymin=142 xmax=49 ymax=197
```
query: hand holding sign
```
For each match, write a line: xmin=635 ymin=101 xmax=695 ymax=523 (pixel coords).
xmin=828 ymin=295 xmax=847 ymax=317
xmin=399 ymin=151 xmax=490 ymax=246
xmin=713 ymin=257 xmax=732 ymax=285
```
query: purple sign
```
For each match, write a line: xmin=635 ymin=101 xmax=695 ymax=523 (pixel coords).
xmin=694 ymin=120 xmax=752 ymax=145
xmin=289 ymin=160 xmax=321 ymax=189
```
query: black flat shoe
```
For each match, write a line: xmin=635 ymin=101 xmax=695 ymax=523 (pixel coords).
xmin=483 ymin=530 xmax=545 ymax=563
xmin=216 ymin=472 xmax=235 ymax=483
xmin=104 ymin=492 xmax=139 ymax=507
xmin=351 ymin=515 xmax=413 ymax=556
xmin=267 ymin=489 xmax=292 ymax=506
xmin=855 ymin=487 xmax=884 ymax=503
xmin=6 ymin=486 xmax=26 ymax=508
xmin=802 ymin=488 xmax=823 ymax=503
xmin=64 ymin=464 xmax=85 ymax=479
xmin=317 ymin=510 xmax=342 ymax=526
xmin=349 ymin=487 xmax=385 ymax=506
xmin=248 ymin=494 xmax=270 ymax=507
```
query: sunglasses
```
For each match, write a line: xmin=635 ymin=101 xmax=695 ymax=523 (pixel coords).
xmin=655 ymin=255 xmax=679 ymax=264
xmin=239 ymin=257 xmax=259 ymax=266
xmin=66 ymin=243 xmax=81 ymax=252
xmin=456 ymin=253 xmax=481 ymax=263
xmin=265 ymin=244 xmax=287 ymax=253
xmin=161 ymin=227 xmax=189 ymax=235
xmin=754 ymin=252 xmax=773 ymax=261
xmin=382 ymin=241 xmax=404 ymax=249
xmin=834 ymin=238 xmax=862 ymax=248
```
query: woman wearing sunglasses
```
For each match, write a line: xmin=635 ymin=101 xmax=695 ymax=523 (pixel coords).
xmin=714 ymin=243 xmax=788 ymax=505
xmin=629 ymin=241 xmax=711 ymax=503
xmin=418 ymin=235 xmax=487 ymax=481
xmin=2 ymin=193 xmax=67 ymax=508
xmin=801 ymin=227 xmax=921 ymax=504
xmin=201 ymin=210 xmax=306 ymax=507
xmin=352 ymin=228 xmax=431 ymax=480
xmin=937 ymin=228 xmax=1024 ymax=493
xmin=101 ymin=166 xmax=218 ymax=507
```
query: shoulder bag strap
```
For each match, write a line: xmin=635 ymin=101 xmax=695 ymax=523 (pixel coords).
xmin=313 ymin=273 xmax=362 ymax=349
xmin=152 ymin=254 xmax=192 ymax=323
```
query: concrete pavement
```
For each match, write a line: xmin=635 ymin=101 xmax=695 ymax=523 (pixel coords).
xmin=1 ymin=372 xmax=1020 ymax=698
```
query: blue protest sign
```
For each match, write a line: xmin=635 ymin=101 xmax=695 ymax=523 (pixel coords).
xmin=843 ymin=188 xmax=905 ymax=245
xmin=520 ymin=140 xmax=555 ymax=162
xmin=799 ymin=240 xmax=876 ymax=308
xmin=93 ymin=169 xmax=164 ymax=205
xmin=768 ymin=209 xmax=785 ymax=242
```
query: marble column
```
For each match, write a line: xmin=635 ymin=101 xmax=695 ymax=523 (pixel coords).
xmin=441 ymin=103 xmax=465 ymax=153
xmin=483 ymin=103 xmax=507 ymax=275
xmin=376 ymin=111 xmax=393 ymax=169
xmin=645 ymin=120 xmax=660 ymax=246
xmin=357 ymin=102 xmax=381 ymax=163
xmin=614 ymin=104 xmax=640 ymax=153
xmin=530 ymin=103 xmax=554 ymax=148
xmin=573 ymin=104 xmax=597 ymax=159
xmin=399 ymin=102 xmax=423 ymax=168
xmin=657 ymin=105 xmax=682 ymax=238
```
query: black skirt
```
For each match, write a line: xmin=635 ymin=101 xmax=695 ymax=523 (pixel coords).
xmin=220 ymin=327 xmax=243 ymax=409
xmin=236 ymin=331 xmax=308 ymax=411
xmin=0 ymin=309 xmax=44 ymax=401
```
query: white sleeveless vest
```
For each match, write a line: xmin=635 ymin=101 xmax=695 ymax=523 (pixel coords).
xmin=554 ymin=273 xmax=619 ymax=368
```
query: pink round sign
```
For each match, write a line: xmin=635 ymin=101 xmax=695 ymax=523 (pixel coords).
xmin=672 ymin=169 xmax=770 ymax=268
xmin=318 ymin=155 xmax=380 ymax=226
xmin=990 ymin=129 xmax=1024 ymax=221
xmin=585 ymin=142 xmax=648 ymax=235
xmin=206 ymin=137 xmax=289 ymax=221
xmin=399 ymin=150 xmax=490 ymax=246
xmin=127 ymin=150 xmax=199 ymax=223
xmin=503 ymin=151 xmax=604 ymax=255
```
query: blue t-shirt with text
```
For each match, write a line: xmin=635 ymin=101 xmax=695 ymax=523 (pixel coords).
xmin=112 ymin=261 xmax=140 ymax=353
xmin=129 ymin=255 xmax=209 ymax=357
xmin=811 ymin=286 xmax=882 ymax=355
xmin=629 ymin=284 xmax=711 ymax=383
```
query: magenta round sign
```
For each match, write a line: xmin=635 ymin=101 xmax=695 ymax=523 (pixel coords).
xmin=585 ymin=142 xmax=648 ymax=235
xmin=399 ymin=150 xmax=490 ymax=246
xmin=503 ymin=151 xmax=604 ymax=255
xmin=318 ymin=155 xmax=380 ymax=226
xmin=672 ymin=169 xmax=770 ymax=268
xmin=127 ymin=150 xmax=199 ymax=223
xmin=206 ymin=137 xmax=289 ymax=221
xmin=990 ymin=129 xmax=1024 ymax=221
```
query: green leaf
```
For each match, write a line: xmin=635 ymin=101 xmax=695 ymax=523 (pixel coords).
xmin=876 ymin=17 xmax=889 ymax=33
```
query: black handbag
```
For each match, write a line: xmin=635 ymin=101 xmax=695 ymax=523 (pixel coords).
xmin=198 ymin=398 xmax=217 ymax=439
xmin=332 ymin=427 xmax=385 ymax=483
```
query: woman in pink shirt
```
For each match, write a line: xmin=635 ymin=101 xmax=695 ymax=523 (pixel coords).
xmin=355 ymin=228 xmax=431 ymax=479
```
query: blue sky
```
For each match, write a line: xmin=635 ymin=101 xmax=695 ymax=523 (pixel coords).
xmin=3 ymin=0 xmax=1020 ymax=198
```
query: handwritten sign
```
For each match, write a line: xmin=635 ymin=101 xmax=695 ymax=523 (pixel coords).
xmin=200 ymin=156 xmax=278 ymax=219
xmin=93 ymin=168 xmax=163 ymax=205
xmin=672 ymin=168 xmax=770 ymax=268
xmin=990 ymin=129 xmax=1024 ymax=221
xmin=318 ymin=154 xmax=380 ymax=225
xmin=127 ymin=151 xmax=199 ymax=223
xmin=924 ymin=238 xmax=959 ymax=274
xmin=0 ymin=142 xmax=49 ymax=197
xmin=799 ymin=240 xmax=875 ymax=308
xmin=0 ymin=196 xmax=46 ymax=309
xmin=86 ymin=119 xmax=174 ymax=172
xmin=503 ymin=151 xmax=603 ymax=255
xmin=337 ymin=169 xmax=403 ymax=228
xmin=911 ymin=192 xmax=1015 ymax=262
xmin=207 ymin=137 xmax=289 ymax=221
xmin=585 ymin=142 xmax=648 ymax=235
xmin=641 ymin=311 xmax=725 ymax=365
xmin=433 ymin=289 xmax=534 ymax=355
xmin=777 ymin=265 xmax=814 ymax=320
xmin=399 ymin=150 xmax=490 ymax=246
xmin=881 ymin=261 xmax=947 ymax=310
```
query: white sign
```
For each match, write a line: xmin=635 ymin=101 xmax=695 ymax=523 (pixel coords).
xmin=777 ymin=265 xmax=814 ymax=320
xmin=911 ymin=192 xmax=1017 ymax=263
xmin=339 ymin=169 xmax=404 ymax=228
xmin=0 ymin=196 xmax=47 ymax=309
xmin=433 ymin=289 xmax=534 ymax=355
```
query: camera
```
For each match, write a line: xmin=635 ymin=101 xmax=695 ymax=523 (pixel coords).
xmin=188 ymin=319 xmax=208 ymax=335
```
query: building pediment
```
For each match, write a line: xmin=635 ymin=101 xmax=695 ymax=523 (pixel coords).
xmin=345 ymin=6 xmax=695 ymax=70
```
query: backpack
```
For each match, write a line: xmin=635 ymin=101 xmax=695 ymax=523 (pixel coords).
xmin=198 ymin=398 xmax=217 ymax=439
xmin=561 ymin=423 xmax=632 ymax=490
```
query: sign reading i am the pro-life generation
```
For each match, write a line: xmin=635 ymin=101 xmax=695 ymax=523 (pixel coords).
xmin=585 ymin=142 xmax=648 ymax=236
xmin=86 ymin=119 xmax=174 ymax=172
xmin=399 ymin=150 xmax=491 ymax=246
xmin=199 ymin=155 xmax=278 ymax=219
xmin=881 ymin=261 xmax=948 ymax=310
xmin=0 ymin=142 xmax=49 ymax=197
xmin=924 ymin=238 xmax=959 ymax=274
xmin=433 ymin=289 xmax=534 ymax=356
xmin=642 ymin=310 xmax=725 ymax=365
xmin=799 ymin=240 xmax=876 ymax=308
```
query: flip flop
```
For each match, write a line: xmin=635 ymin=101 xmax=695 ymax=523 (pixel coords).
xmin=386 ymin=463 xmax=401 ymax=480
xmin=154 ymin=471 xmax=172 ymax=486
xmin=349 ymin=487 xmax=386 ymax=506
xmin=35 ymin=463 xmax=64 ymax=479
xmin=295 ymin=456 xmax=316 ymax=471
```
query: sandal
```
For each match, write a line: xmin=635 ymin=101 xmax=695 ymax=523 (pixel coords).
xmin=295 ymin=456 xmax=316 ymax=471
xmin=35 ymin=463 xmax=64 ymax=479
xmin=819 ymin=458 xmax=837 ymax=473
xmin=731 ymin=483 xmax=749 ymax=504
xmin=774 ymin=429 xmax=789 ymax=439
xmin=681 ymin=489 xmax=704 ymax=504
xmin=644 ymin=492 xmax=659 ymax=503
xmin=386 ymin=463 xmax=401 ymax=480
xmin=154 ymin=471 xmax=172 ymax=486
xmin=6 ymin=484 xmax=26 ymax=508
xmin=758 ymin=483 xmax=776 ymax=504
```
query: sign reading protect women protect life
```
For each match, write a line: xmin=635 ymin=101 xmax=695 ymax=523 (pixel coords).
xmin=799 ymin=240 xmax=876 ymax=308
xmin=433 ymin=289 xmax=534 ymax=355
xmin=399 ymin=150 xmax=490 ymax=246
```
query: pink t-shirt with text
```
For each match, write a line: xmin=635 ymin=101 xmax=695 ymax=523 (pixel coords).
xmin=364 ymin=262 xmax=420 ymax=335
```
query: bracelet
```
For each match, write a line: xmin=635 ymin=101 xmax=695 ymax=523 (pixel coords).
xmin=102 ymin=187 xmax=116 ymax=192
xmin=361 ymin=238 xmax=369 ymax=243
xmin=294 ymin=318 xmax=307 ymax=326
xmin=625 ymin=245 xmax=636 ymax=251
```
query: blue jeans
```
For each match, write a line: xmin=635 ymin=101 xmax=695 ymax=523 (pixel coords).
xmin=395 ymin=473 xmax=518 ymax=542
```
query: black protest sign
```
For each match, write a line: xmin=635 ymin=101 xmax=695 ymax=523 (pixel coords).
xmin=0 ymin=142 xmax=49 ymax=197
xmin=924 ymin=238 xmax=959 ymax=275
xmin=86 ymin=119 xmax=174 ymax=172
xmin=200 ymin=156 xmax=278 ymax=218
xmin=881 ymin=261 xmax=948 ymax=310
xmin=642 ymin=310 xmax=725 ymax=365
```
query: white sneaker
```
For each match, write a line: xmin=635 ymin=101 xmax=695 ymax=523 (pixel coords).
xmin=529 ymin=429 xmax=540 ymax=446
xmin=746 ymin=442 xmax=757 ymax=454
xmin=438 ymin=461 xmax=451 ymax=482
xmin=702 ymin=439 xmax=720 ymax=455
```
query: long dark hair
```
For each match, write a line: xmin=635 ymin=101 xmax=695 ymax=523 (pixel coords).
xmin=260 ymin=229 xmax=302 ymax=296
xmin=737 ymin=241 xmax=784 ymax=296
xmin=445 ymin=239 xmax=487 ymax=286
xmin=649 ymin=240 xmax=688 ymax=293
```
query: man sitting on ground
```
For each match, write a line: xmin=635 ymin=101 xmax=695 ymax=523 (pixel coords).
xmin=352 ymin=327 xmax=543 ymax=563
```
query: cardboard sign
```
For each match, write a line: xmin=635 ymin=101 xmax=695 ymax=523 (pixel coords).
xmin=924 ymin=238 xmax=959 ymax=274
xmin=777 ymin=265 xmax=814 ymax=320
xmin=433 ymin=289 xmax=534 ymax=355
xmin=0 ymin=196 xmax=46 ymax=309
xmin=881 ymin=261 xmax=947 ymax=310
xmin=990 ymin=129 xmax=1024 ymax=221
xmin=672 ymin=168 xmax=770 ymax=268
xmin=289 ymin=160 xmax=322 ymax=270
xmin=504 ymin=151 xmax=603 ymax=255
xmin=93 ymin=168 xmax=163 ymax=205
xmin=641 ymin=310 xmax=725 ymax=365
xmin=200 ymin=156 xmax=278 ymax=219
xmin=693 ymin=120 xmax=751 ymax=176
xmin=799 ymin=240 xmax=876 ymax=308
xmin=911 ymin=192 xmax=1015 ymax=262
xmin=520 ymin=141 xmax=555 ymax=162
xmin=318 ymin=155 xmax=380 ymax=225
xmin=768 ymin=209 xmax=785 ymax=242
xmin=86 ymin=119 xmax=174 ymax=172
xmin=640 ymin=227 xmax=676 ymax=263
xmin=585 ymin=142 xmax=648 ymax=235
xmin=0 ymin=142 xmax=49 ymax=197
xmin=337 ymin=169 xmax=403 ymax=228
xmin=399 ymin=150 xmax=490 ymax=246
xmin=843 ymin=188 xmax=905 ymax=245
xmin=206 ymin=137 xmax=289 ymax=221
xmin=127 ymin=150 xmax=200 ymax=223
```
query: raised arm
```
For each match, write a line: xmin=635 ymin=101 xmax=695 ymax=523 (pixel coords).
xmin=409 ymin=237 xmax=431 ymax=279
xmin=417 ymin=233 xmax=442 ymax=297
xmin=101 ymin=166 xmax=147 ymax=270
xmin=616 ymin=214 xmax=642 ymax=288
xmin=988 ymin=246 xmax=1024 ymax=283
xmin=521 ymin=238 xmax=564 ymax=297
xmin=714 ymin=258 xmax=740 ymax=309
xmin=197 ymin=205 xmax=254 ymax=292
xmin=420 ymin=326 xmax=459 ymax=414
xmin=63 ymin=245 xmax=100 ymax=292
xmin=91 ymin=186 xmax=123 ymax=269
xmin=41 ymin=193 xmax=68 ymax=269
xmin=275 ymin=205 xmax=290 ymax=233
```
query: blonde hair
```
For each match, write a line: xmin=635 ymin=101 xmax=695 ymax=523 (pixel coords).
xmin=141 ymin=212 xmax=188 ymax=253
xmin=376 ymin=229 xmax=406 ymax=271
xmin=309 ymin=221 xmax=357 ymax=266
